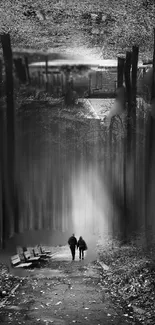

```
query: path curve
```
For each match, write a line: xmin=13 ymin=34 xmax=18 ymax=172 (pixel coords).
xmin=0 ymin=246 xmax=134 ymax=324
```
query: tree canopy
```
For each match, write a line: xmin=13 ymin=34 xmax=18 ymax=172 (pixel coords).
xmin=0 ymin=0 xmax=154 ymax=59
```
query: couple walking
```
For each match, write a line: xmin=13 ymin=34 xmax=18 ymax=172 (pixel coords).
xmin=68 ymin=234 xmax=87 ymax=261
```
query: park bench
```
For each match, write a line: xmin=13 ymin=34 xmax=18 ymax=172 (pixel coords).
xmin=23 ymin=250 xmax=40 ymax=264
xmin=17 ymin=245 xmax=52 ymax=261
xmin=17 ymin=246 xmax=48 ymax=266
xmin=11 ymin=254 xmax=32 ymax=268
xmin=17 ymin=246 xmax=35 ymax=260
xmin=16 ymin=246 xmax=26 ymax=261
xmin=33 ymin=247 xmax=49 ymax=259
xmin=39 ymin=246 xmax=52 ymax=255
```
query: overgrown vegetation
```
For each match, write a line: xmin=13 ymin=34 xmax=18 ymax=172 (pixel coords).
xmin=97 ymin=240 xmax=155 ymax=325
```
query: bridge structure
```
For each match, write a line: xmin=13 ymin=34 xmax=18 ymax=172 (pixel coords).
xmin=28 ymin=59 xmax=151 ymax=99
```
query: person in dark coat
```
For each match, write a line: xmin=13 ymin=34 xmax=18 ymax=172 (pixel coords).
xmin=77 ymin=236 xmax=87 ymax=260
xmin=68 ymin=234 xmax=77 ymax=261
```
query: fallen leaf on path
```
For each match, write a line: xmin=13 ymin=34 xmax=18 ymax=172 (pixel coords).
xmin=132 ymin=306 xmax=145 ymax=314
xmin=55 ymin=301 xmax=62 ymax=305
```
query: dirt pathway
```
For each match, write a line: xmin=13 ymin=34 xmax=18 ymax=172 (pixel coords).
xmin=0 ymin=247 xmax=134 ymax=324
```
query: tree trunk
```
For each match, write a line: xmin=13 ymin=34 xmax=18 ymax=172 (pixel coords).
xmin=145 ymin=28 xmax=155 ymax=247
xmin=24 ymin=56 xmax=31 ymax=84
xmin=45 ymin=56 xmax=48 ymax=92
xmin=0 ymin=59 xmax=4 ymax=248
xmin=109 ymin=121 xmax=113 ymax=236
xmin=151 ymin=28 xmax=155 ymax=100
xmin=1 ymin=33 xmax=19 ymax=237
xmin=131 ymin=46 xmax=139 ymax=233
xmin=14 ymin=58 xmax=27 ymax=83
xmin=122 ymin=51 xmax=132 ymax=243
xmin=117 ymin=57 xmax=125 ymax=88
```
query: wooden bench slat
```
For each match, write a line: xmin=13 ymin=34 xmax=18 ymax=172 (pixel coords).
xmin=15 ymin=262 xmax=32 ymax=268
xmin=11 ymin=254 xmax=32 ymax=268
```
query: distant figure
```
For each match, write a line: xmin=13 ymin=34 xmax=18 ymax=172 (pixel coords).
xmin=77 ymin=236 xmax=88 ymax=260
xmin=68 ymin=234 xmax=77 ymax=261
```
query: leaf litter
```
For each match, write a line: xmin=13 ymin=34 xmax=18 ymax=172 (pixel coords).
xmin=97 ymin=241 xmax=155 ymax=325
